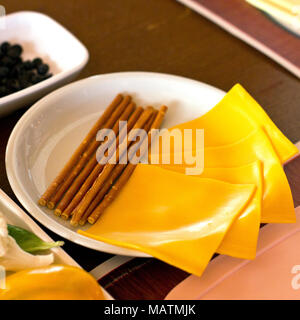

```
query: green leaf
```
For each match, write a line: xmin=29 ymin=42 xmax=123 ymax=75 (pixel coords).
xmin=7 ymin=224 xmax=64 ymax=254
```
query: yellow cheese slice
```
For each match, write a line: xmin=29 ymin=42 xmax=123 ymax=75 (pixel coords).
xmin=169 ymin=84 xmax=298 ymax=164
xmin=79 ymin=164 xmax=255 ymax=277
xmin=163 ymin=162 xmax=263 ymax=260
xmin=156 ymin=129 xmax=295 ymax=224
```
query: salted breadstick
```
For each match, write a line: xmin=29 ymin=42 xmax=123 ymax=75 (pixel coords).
xmin=47 ymin=96 xmax=132 ymax=209
xmin=61 ymin=107 xmax=144 ymax=220
xmin=88 ymin=106 xmax=167 ymax=224
xmin=70 ymin=107 xmax=154 ymax=226
xmin=38 ymin=94 xmax=123 ymax=206
xmin=54 ymin=102 xmax=136 ymax=216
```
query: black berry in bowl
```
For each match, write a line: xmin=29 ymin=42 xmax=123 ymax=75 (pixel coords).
xmin=0 ymin=41 xmax=53 ymax=99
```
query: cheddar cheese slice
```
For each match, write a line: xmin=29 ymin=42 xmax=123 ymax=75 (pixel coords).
xmin=156 ymin=129 xmax=295 ymax=224
xmin=169 ymin=84 xmax=298 ymax=164
xmin=79 ymin=164 xmax=255 ymax=277
xmin=164 ymin=162 xmax=263 ymax=260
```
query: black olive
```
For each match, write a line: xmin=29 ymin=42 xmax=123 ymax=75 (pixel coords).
xmin=37 ymin=64 xmax=49 ymax=75
xmin=7 ymin=44 xmax=23 ymax=58
xmin=0 ymin=42 xmax=10 ymax=54
xmin=32 ymin=58 xmax=43 ymax=68
xmin=0 ymin=66 xmax=9 ymax=78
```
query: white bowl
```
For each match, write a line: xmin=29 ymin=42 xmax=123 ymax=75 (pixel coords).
xmin=6 ymin=72 xmax=225 ymax=256
xmin=0 ymin=11 xmax=89 ymax=117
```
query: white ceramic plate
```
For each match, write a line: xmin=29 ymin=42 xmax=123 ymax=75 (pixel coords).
xmin=0 ymin=188 xmax=111 ymax=299
xmin=6 ymin=72 xmax=225 ymax=257
xmin=0 ymin=11 xmax=89 ymax=117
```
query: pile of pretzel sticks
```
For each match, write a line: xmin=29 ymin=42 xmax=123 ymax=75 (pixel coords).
xmin=38 ymin=94 xmax=168 ymax=226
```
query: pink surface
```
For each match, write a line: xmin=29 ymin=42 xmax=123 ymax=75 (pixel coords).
xmin=166 ymin=206 xmax=300 ymax=300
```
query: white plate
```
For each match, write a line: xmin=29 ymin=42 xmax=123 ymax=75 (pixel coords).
xmin=0 ymin=11 xmax=89 ymax=117
xmin=0 ymin=188 xmax=111 ymax=299
xmin=5 ymin=72 xmax=225 ymax=257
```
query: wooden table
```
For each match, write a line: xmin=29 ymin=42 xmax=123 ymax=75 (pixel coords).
xmin=0 ymin=0 xmax=299 ymax=299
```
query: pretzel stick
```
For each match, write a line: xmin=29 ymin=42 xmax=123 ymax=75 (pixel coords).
xmin=53 ymin=102 xmax=136 ymax=216
xmin=47 ymin=96 xmax=132 ymax=209
xmin=70 ymin=107 xmax=154 ymax=226
xmin=38 ymin=94 xmax=123 ymax=206
xmin=79 ymin=110 xmax=159 ymax=226
xmin=61 ymin=107 xmax=144 ymax=220
xmin=69 ymin=106 xmax=151 ymax=224
xmin=88 ymin=106 xmax=167 ymax=225
xmin=47 ymin=96 xmax=131 ymax=209
xmin=78 ymin=163 xmax=126 ymax=225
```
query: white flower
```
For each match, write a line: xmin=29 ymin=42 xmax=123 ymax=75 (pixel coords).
xmin=0 ymin=211 xmax=54 ymax=271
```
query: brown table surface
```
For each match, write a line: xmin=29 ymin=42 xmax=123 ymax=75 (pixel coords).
xmin=0 ymin=0 xmax=299 ymax=300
